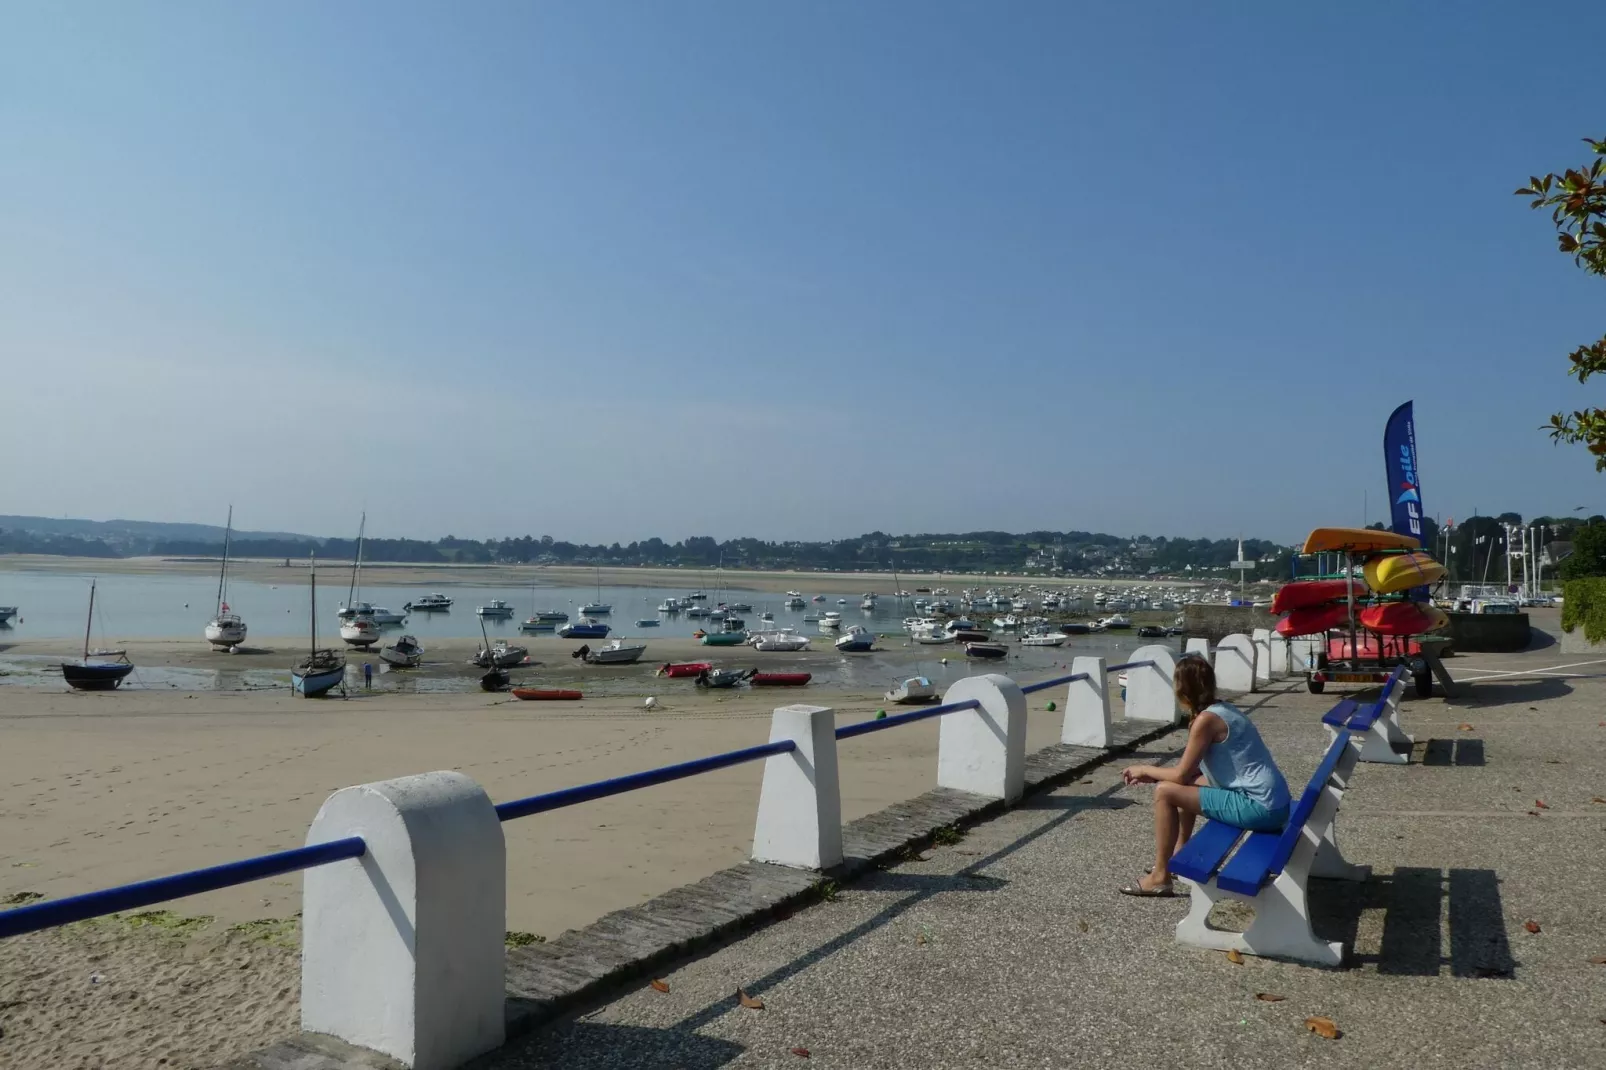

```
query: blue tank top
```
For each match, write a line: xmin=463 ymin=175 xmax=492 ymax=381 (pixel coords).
xmin=1199 ymin=702 xmax=1290 ymax=811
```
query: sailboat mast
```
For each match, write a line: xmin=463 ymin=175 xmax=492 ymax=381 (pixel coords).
xmin=84 ymin=580 xmax=96 ymax=661
xmin=347 ymin=513 xmax=365 ymax=608
xmin=310 ymin=552 xmax=318 ymax=655
xmin=215 ymin=505 xmax=233 ymax=616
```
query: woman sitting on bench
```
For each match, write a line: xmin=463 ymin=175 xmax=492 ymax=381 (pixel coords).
xmin=1118 ymin=657 xmax=1290 ymax=897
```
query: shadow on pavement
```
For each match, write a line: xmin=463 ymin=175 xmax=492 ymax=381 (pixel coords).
xmin=1313 ymin=866 xmax=1517 ymax=978
xmin=494 ymin=1020 xmax=744 ymax=1069
xmin=1420 ymin=738 xmax=1486 ymax=766
xmin=1461 ymin=676 xmax=1573 ymax=708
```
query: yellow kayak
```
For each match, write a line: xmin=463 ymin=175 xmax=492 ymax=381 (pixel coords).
xmin=1302 ymin=526 xmax=1421 ymax=554
xmin=1363 ymin=552 xmax=1446 ymax=594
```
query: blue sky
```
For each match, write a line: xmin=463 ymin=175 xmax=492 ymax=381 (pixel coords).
xmin=4 ymin=2 xmax=1605 ymax=544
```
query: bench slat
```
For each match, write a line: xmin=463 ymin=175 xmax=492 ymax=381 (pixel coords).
xmin=1170 ymin=819 xmax=1244 ymax=883
xmin=1215 ymin=730 xmax=1351 ymax=896
xmin=1320 ymin=698 xmax=1359 ymax=727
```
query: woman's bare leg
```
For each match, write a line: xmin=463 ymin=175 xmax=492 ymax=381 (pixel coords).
xmin=1173 ymin=774 xmax=1207 ymax=854
xmin=1143 ymin=782 xmax=1204 ymax=891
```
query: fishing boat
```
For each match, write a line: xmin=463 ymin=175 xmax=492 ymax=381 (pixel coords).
xmin=292 ymin=556 xmax=346 ymax=697
xmin=783 ymin=596 xmax=806 ymax=609
xmin=535 ymin=610 xmax=570 ymax=622
xmin=558 ymin=618 xmax=611 ymax=639
xmin=697 ymin=668 xmax=753 ymax=689
xmin=812 ymin=595 xmax=827 ymax=602
xmin=575 ymin=639 xmax=648 ymax=665
xmin=60 ymin=580 xmax=135 ymax=690
xmin=204 ymin=506 xmax=248 ymax=650
xmin=684 ymin=604 xmax=713 ymax=618
xmin=0 ymin=606 xmax=15 ymax=625
xmin=726 ymin=602 xmax=753 ymax=613
xmin=818 ymin=611 xmax=843 ymax=631
xmin=993 ymin=615 xmax=1021 ymax=630
xmin=477 ymin=599 xmax=516 ymax=619
xmin=964 ymin=642 xmax=1009 ymax=660
xmin=751 ymin=672 xmax=811 ymax=687
xmin=686 ymin=591 xmax=708 ymax=601
xmin=658 ymin=598 xmax=684 ymax=613
xmin=834 ymin=625 xmax=876 ymax=653
xmin=885 ymin=677 xmax=939 ymax=704
xmin=634 ymin=618 xmax=662 ymax=628
xmin=339 ymin=616 xmax=381 ymax=648
xmin=338 ymin=602 xmax=406 ymax=625
xmin=403 ymin=593 xmax=453 ymax=612
xmin=751 ymin=629 xmax=811 ymax=652
xmin=512 ymin=688 xmax=583 ymax=701
xmin=860 ymin=593 xmax=877 ymax=610
xmin=658 ymin=661 xmax=712 ymax=678
xmin=1020 ymin=632 xmax=1067 ymax=647
xmin=1102 ymin=614 xmax=1133 ymax=630
xmin=471 ymin=639 xmax=529 ymax=668
xmin=379 ymin=634 xmax=424 ymax=668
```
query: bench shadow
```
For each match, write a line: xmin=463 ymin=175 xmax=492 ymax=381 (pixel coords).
xmin=1310 ymin=866 xmax=1517 ymax=978
xmin=1420 ymin=738 xmax=1486 ymax=766
xmin=481 ymin=1020 xmax=743 ymax=1070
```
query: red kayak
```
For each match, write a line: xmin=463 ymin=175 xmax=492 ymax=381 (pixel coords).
xmin=659 ymin=662 xmax=713 ymax=679
xmin=1359 ymin=602 xmax=1448 ymax=636
xmin=512 ymin=688 xmax=583 ymax=701
xmin=1275 ymin=602 xmax=1351 ymax=637
xmin=750 ymin=672 xmax=811 ymax=687
xmin=1270 ymin=579 xmax=1366 ymax=615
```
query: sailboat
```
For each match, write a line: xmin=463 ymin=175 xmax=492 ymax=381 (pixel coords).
xmin=336 ymin=513 xmax=404 ymax=626
xmin=293 ymin=554 xmax=347 ymax=697
xmin=579 ymin=566 xmax=612 ymax=615
xmin=478 ymin=614 xmax=511 ymax=691
xmin=61 ymin=580 xmax=134 ymax=690
xmin=204 ymin=505 xmax=248 ymax=650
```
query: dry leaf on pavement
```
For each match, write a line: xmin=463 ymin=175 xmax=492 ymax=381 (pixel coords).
xmin=738 ymin=989 xmax=766 ymax=1010
xmin=1457 ymin=723 xmax=1474 ymax=731
xmin=1255 ymin=993 xmax=1286 ymax=1002
xmin=1524 ymin=920 xmax=1542 ymax=934
xmin=1535 ymin=799 xmax=1550 ymax=809
xmin=650 ymin=979 xmax=670 ymax=994
xmin=1592 ymin=797 xmax=1606 ymax=804
xmin=1304 ymin=1016 xmax=1341 ymax=1039
xmin=791 ymin=1048 xmax=811 ymax=1058
xmin=1226 ymin=949 xmax=1244 ymax=965
xmin=1586 ymin=955 xmax=1606 ymax=965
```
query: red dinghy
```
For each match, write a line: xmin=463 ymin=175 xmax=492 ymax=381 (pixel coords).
xmin=750 ymin=672 xmax=811 ymax=687
xmin=1275 ymin=602 xmax=1351 ymax=637
xmin=512 ymin=688 xmax=583 ymax=701
xmin=1359 ymin=602 xmax=1448 ymax=636
xmin=1270 ymin=579 xmax=1367 ymax=615
xmin=659 ymin=662 xmax=713 ymax=678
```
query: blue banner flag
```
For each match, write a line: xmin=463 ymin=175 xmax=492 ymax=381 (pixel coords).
xmin=1384 ymin=400 xmax=1424 ymax=542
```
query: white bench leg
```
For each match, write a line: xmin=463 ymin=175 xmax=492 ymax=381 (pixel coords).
xmin=1239 ymin=870 xmax=1346 ymax=966
xmin=1355 ymin=718 xmax=1412 ymax=763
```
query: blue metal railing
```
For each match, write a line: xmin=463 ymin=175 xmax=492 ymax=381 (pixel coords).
xmin=0 ymin=837 xmax=366 ymax=941
xmin=835 ymin=698 xmax=981 ymax=740
xmin=494 ymin=739 xmax=796 ymax=821
xmin=1019 ymin=672 xmax=1090 ymax=695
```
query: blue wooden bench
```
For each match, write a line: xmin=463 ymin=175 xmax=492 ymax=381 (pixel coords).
xmin=1168 ymin=671 xmax=1404 ymax=965
xmin=1330 ymin=668 xmax=1413 ymax=763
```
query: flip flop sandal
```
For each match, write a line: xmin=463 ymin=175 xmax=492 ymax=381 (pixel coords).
xmin=1118 ymin=879 xmax=1176 ymax=897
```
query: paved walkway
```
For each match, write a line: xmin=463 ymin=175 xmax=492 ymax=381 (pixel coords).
xmin=486 ymin=644 xmax=1606 ymax=1069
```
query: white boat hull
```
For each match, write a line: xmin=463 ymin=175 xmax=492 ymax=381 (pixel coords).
xmin=205 ymin=617 xmax=248 ymax=648
xmin=340 ymin=622 xmax=381 ymax=647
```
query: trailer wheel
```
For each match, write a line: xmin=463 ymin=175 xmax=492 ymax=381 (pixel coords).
xmin=1307 ymin=678 xmax=1325 ymax=695
xmin=1414 ymin=671 xmax=1432 ymax=698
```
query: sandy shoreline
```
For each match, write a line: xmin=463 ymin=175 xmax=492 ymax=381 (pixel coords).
xmin=0 ymin=681 xmax=1102 ymax=1067
xmin=0 ymin=553 xmax=1215 ymax=595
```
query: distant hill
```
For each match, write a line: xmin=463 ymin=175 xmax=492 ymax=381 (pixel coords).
xmin=0 ymin=515 xmax=322 ymax=554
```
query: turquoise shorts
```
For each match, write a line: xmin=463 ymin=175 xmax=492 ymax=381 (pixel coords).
xmin=1198 ymin=787 xmax=1288 ymax=832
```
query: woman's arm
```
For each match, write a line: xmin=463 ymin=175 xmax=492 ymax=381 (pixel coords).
xmin=1122 ymin=712 xmax=1225 ymax=785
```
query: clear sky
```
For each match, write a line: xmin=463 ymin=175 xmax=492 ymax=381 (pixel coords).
xmin=5 ymin=2 xmax=1605 ymax=545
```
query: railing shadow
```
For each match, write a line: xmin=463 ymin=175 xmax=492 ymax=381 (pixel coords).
xmin=1310 ymin=866 xmax=1517 ymax=978
xmin=1420 ymin=738 xmax=1486 ymax=766
xmin=482 ymin=1020 xmax=743 ymax=1070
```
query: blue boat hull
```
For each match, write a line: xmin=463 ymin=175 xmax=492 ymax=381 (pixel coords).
xmin=61 ymin=662 xmax=135 ymax=690
xmin=558 ymin=624 xmax=611 ymax=639
xmin=835 ymin=641 xmax=875 ymax=653
xmin=293 ymin=665 xmax=346 ymax=697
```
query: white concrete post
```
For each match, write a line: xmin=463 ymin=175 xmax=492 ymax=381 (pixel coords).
xmin=1123 ymin=645 xmax=1181 ymax=724
xmin=1287 ymin=637 xmax=1320 ymax=672
xmin=1185 ymin=637 xmax=1212 ymax=666
xmin=1251 ymin=629 xmax=1272 ymax=684
xmin=1215 ymin=634 xmax=1256 ymax=693
xmin=938 ymin=674 xmax=1027 ymax=802
xmin=752 ymin=704 xmax=843 ymax=870
xmin=1060 ymin=656 xmax=1110 ymax=747
xmin=302 ymin=771 xmax=505 ymax=1070
xmin=1269 ymin=635 xmax=1289 ymax=677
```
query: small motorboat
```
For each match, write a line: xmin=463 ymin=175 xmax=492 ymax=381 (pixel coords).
xmin=520 ymin=618 xmax=555 ymax=633
xmin=698 ymin=629 xmax=749 ymax=646
xmin=964 ymin=642 xmax=1009 ymax=660
xmin=784 ymin=597 xmax=806 ymax=609
xmin=338 ymin=602 xmax=407 ymax=625
xmin=752 ymin=672 xmax=811 ymax=687
xmin=834 ymin=626 xmax=875 ymax=653
xmin=697 ymin=668 xmax=753 ymax=689
xmin=949 ymin=628 xmax=991 ymax=644
xmin=534 ymin=610 xmax=569 ymax=622
xmin=1020 ymin=633 xmax=1067 ymax=648
xmin=512 ymin=687 xmax=583 ymax=701
xmin=1103 ymin=614 xmax=1133 ymax=630
xmin=759 ymin=611 xmax=774 ymax=621
xmin=812 ymin=595 xmax=827 ymax=602
xmin=885 ymin=676 xmax=938 ymax=705
xmin=751 ymin=629 xmax=810 ymax=652
xmin=472 ymin=640 xmax=529 ymax=668
xmin=658 ymin=598 xmax=684 ymax=613
xmin=1062 ymin=622 xmax=1092 ymax=635
xmin=658 ymin=661 xmax=712 ymax=678
xmin=684 ymin=605 xmax=713 ymax=618
xmin=558 ymin=619 xmax=611 ymax=639
xmin=0 ymin=606 xmax=17 ymax=625
xmin=726 ymin=602 xmax=754 ymax=613
xmin=339 ymin=617 xmax=382 ymax=648
xmin=575 ymin=640 xmax=648 ymax=665
xmin=404 ymin=594 xmax=453 ymax=612
xmin=635 ymin=618 xmax=662 ymax=628
xmin=818 ymin=612 xmax=843 ymax=631
xmin=477 ymin=600 xmax=516 ymax=619
xmin=913 ymin=633 xmax=954 ymax=645
xmin=480 ymin=668 xmax=511 ymax=691
xmin=1137 ymin=625 xmax=1166 ymax=638
xmin=579 ymin=602 xmax=613 ymax=615
xmin=379 ymin=634 xmax=424 ymax=668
